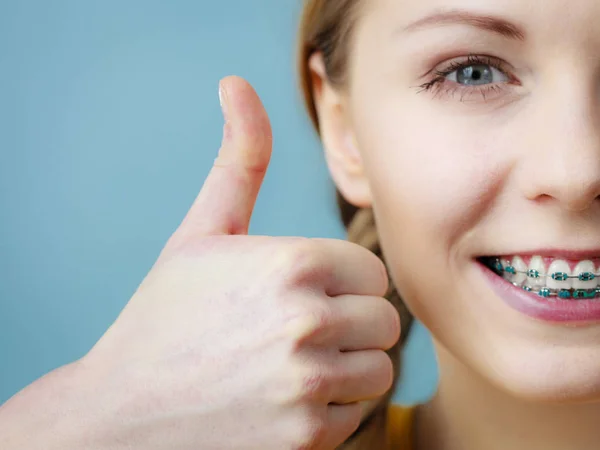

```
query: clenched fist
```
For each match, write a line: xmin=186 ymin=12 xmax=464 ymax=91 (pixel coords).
xmin=0 ymin=76 xmax=401 ymax=450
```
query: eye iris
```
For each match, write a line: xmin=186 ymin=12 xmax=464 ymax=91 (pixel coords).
xmin=457 ymin=64 xmax=493 ymax=85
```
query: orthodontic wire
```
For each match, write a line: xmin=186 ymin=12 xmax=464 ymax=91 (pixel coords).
xmin=491 ymin=258 xmax=600 ymax=299
xmin=492 ymin=258 xmax=600 ymax=281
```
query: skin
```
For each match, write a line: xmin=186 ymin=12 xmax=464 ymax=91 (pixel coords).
xmin=0 ymin=78 xmax=399 ymax=450
xmin=310 ymin=0 xmax=600 ymax=448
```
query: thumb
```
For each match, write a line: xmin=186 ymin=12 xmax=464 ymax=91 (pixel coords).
xmin=168 ymin=76 xmax=273 ymax=249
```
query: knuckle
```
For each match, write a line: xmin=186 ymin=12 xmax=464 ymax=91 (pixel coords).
xmin=292 ymin=411 xmax=328 ymax=450
xmin=238 ymin=122 xmax=272 ymax=158
xmin=292 ymin=366 xmax=332 ymax=403
xmin=276 ymin=240 xmax=329 ymax=288
xmin=283 ymin=361 xmax=332 ymax=407
xmin=287 ymin=304 xmax=335 ymax=346
xmin=285 ymin=239 xmax=316 ymax=265
xmin=307 ymin=305 xmax=335 ymax=336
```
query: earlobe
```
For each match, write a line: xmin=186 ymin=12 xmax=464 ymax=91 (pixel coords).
xmin=307 ymin=52 xmax=373 ymax=208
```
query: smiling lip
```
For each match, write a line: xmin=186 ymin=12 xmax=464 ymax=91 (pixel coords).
xmin=477 ymin=260 xmax=600 ymax=323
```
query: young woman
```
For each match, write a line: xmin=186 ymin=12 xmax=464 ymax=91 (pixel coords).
xmin=2 ymin=0 xmax=600 ymax=449
xmin=298 ymin=0 xmax=600 ymax=448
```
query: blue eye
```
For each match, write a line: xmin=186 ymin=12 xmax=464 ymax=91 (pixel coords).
xmin=446 ymin=64 xmax=509 ymax=86
xmin=415 ymin=54 xmax=516 ymax=101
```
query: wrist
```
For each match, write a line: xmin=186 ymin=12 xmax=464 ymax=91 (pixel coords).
xmin=0 ymin=359 xmax=100 ymax=450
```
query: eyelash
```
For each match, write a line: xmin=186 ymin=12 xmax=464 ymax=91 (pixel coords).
xmin=417 ymin=54 xmax=515 ymax=102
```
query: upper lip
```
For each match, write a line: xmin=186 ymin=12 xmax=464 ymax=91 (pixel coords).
xmin=483 ymin=249 xmax=600 ymax=260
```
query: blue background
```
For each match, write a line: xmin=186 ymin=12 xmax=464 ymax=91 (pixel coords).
xmin=0 ymin=0 xmax=437 ymax=406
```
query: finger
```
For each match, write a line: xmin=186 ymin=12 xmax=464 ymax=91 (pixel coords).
xmin=329 ymin=295 xmax=400 ymax=351
xmin=322 ymin=403 xmax=362 ymax=449
xmin=329 ymin=350 xmax=394 ymax=405
xmin=168 ymin=76 xmax=272 ymax=247
xmin=311 ymin=238 xmax=389 ymax=297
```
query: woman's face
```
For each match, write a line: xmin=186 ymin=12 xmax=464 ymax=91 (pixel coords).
xmin=318 ymin=0 xmax=600 ymax=401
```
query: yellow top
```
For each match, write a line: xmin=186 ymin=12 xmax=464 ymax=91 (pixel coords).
xmin=387 ymin=404 xmax=416 ymax=449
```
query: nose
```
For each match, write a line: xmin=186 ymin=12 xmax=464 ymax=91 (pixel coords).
xmin=520 ymin=77 xmax=600 ymax=213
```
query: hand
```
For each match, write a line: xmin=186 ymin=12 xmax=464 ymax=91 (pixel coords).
xmin=81 ymin=76 xmax=401 ymax=449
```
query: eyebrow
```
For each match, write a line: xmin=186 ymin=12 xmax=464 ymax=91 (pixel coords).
xmin=399 ymin=9 xmax=526 ymax=42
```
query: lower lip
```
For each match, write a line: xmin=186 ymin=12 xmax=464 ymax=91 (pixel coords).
xmin=477 ymin=260 xmax=600 ymax=323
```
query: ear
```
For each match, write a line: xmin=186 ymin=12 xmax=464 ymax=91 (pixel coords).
xmin=308 ymin=52 xmax=373 ymax=209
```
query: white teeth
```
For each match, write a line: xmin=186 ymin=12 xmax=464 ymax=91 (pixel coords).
xmin=511 ymin=256 xmax=527 ymax=286
xmin=546 ymin=260 xmax=571 ymax=290
xmin=526 ymin=256 xmax=546 ymax=288
xmin=572 ymin=260 xmax=597 ymax=290
xmin=494 ymin=255 xmax=600 ymax=297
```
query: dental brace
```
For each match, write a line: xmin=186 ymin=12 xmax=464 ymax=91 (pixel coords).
xmin=491 ymin=257 xmax=600 ymax=299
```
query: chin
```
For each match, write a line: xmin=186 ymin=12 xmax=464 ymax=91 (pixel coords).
xmin=481 ymin=346 xmax=600 ymax=404
xmin=485 ymin=256 xmax=600 ymax=403
xmin=410 ymin=252 xmax=600 ymax=406
xmin=475 ymin=253 xmax=600 ymax=403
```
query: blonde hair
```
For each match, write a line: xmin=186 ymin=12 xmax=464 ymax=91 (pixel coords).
xmin=297 ymin=1 xmax=415 ymax=447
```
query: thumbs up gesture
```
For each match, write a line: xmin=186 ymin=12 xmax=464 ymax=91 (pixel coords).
xmin=82 ymin=76 xmax=401 ymax=450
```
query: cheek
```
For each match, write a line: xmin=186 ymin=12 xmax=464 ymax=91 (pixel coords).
xmin=351 ymin=100 xmax=512 ymax=321
xmin=358 ymin=107 xmax=507 ymax=254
